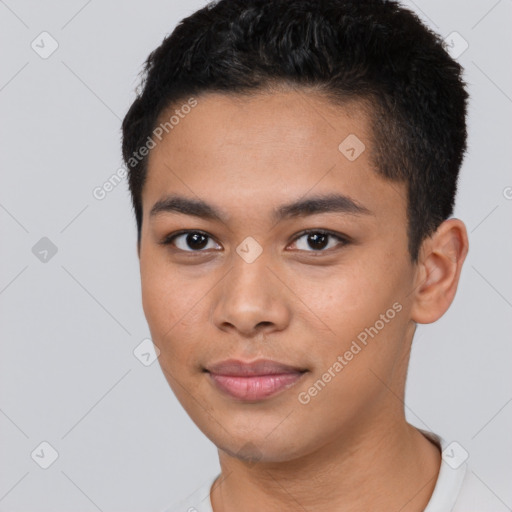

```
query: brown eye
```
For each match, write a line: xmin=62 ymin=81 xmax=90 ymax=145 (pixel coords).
xmin=290 ymin=230 xmax=348 ymax=252
xmin=183 ymin=232 xmax=209 ymax=250
xmin=305 ymin=232 xmax=329 ymax=250
xmin=163 ymin=231 xmax=221 ymax=252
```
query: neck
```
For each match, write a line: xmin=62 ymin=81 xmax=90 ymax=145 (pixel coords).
xmin=211 ymin=413 xmax=441 ymax=512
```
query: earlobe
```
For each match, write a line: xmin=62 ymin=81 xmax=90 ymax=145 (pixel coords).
xmin=411 ymin=219 xmax=469 ymax=324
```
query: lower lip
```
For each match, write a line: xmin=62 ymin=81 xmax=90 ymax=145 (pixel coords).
xmin=208 ymin=372 xmax=305 ymax=401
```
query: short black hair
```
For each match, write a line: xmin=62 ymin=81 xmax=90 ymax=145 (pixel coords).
xmin=122 ymin=0 xmax=468 ymax=261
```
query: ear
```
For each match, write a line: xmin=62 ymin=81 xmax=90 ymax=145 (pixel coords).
xmin=410 ymin=218 xmax=469 ymax=324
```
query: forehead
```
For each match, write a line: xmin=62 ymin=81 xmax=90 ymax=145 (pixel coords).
xmin=143 ymin=90 xmax=405 ymax=224
xmin=152 ymin=90 xmax=371 ymax=158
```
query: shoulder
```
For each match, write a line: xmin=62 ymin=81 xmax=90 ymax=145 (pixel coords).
xmin=419 ymin=429 xmax=506 ymax=512
xmin=161 ymin=474 xmax=218 ymax=512
xmin=452 ymin=468 xmax=510 ymax=512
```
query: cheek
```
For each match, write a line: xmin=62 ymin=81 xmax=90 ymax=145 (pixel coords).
xmin=140 ymin=253 xmax=188 ymax=325
xmin=140 ymin=262 xmax=170 ymax=333
xmin=140 ymin=257 xmax=210 ymax=362
xmin=140 ymin=254 xmax=183 ymax=351
xmin=289 ymin=256 xmax=408 ymax=368
xmin=292 ymin=266 xmax=385 ymax=334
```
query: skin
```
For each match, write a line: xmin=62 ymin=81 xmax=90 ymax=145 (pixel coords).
xmin=137 ymin=89 xmax=469 ymax=511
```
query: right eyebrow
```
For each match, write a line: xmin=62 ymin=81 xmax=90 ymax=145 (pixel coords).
xmin=149 ymin=195 xmax=228 ymax=223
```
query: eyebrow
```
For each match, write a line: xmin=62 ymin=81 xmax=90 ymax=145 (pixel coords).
xmin=149 ymin=193 xmax=372 ymax=223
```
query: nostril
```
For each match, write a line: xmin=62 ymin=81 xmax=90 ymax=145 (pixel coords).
xmin=256 ymin=321 xmax=273 ymax=329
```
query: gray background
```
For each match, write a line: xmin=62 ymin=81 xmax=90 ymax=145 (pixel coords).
xmin=1 ymin=0 xmax=511 ymax=510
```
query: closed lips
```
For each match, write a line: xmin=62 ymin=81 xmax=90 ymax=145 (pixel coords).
xmin=205 ymin=359 xmax=308 ymax=401
xmin=205 ymin=359 xmax=307 ymax=376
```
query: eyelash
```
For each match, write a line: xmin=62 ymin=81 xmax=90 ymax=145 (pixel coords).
xmin=159 ymin=229 xmax=350 ymax=254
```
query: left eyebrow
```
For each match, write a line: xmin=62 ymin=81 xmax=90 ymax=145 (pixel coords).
xmin=273 ymin=193 xmax=372 ymax=221
xmin=149 ymin=193 xmax=372 ymax=223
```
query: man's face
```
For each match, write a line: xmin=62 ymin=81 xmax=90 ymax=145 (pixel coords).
xmin=139 ymin=90 xmax=418 ymax=462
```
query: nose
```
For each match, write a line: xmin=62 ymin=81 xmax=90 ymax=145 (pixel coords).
xmin=211 ymin=252 xmax=292 ymax=338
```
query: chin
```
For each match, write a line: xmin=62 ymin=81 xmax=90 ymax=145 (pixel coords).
xmin=206 ymin=425 xmax=315 ymax=464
